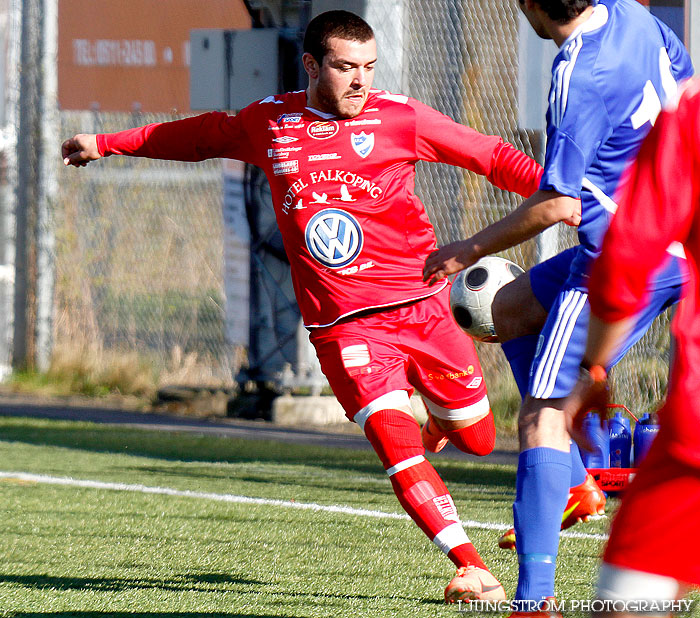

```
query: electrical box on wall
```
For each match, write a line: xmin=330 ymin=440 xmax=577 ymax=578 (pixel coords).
xmin=311 ymin=0 xmax=367 ymax=18
xmin=190 ymin=28 xmax=279 ymax=111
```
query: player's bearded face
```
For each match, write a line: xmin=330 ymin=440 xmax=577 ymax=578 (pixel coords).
xmin=312 ymin=37 xmax=376 ymax=119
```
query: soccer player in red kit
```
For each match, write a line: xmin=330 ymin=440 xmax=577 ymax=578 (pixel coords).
xmin=62 ymin=10 xmax=541 ymax=602
xmin=563 ymin=79 xmax=700 ymax=616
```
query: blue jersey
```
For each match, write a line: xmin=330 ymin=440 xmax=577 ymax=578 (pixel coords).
xmin=540 ymin=0 xmax=693 ymax=279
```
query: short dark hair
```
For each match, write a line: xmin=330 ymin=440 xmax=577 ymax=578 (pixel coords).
xmin=533 ymin=0 xmax=594 ymax=23
xmin=303 ymin=10 xmax=374 ymax=65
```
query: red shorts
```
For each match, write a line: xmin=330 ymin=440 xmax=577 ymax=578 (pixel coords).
xmin=308 ymin=286 xmax=488 ymax=422
xmin=603 ymin=432 xmax=700 ymax=587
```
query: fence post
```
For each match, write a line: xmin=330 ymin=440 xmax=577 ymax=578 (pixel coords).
xmin=36 ymin=0 xmax=58 ymax=372
xmin=13 ymin=0 xmax=43 ymax=370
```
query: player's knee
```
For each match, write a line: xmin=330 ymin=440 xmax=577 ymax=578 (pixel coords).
xmin=493 ymin=276 xmax=545 ymax=342
xmin=491 ymin=284 xmax=509 ymax=329
xmin=492 ymin=281 xmax=524 ymax=341
xmin=518 ymin=398 xmax=570 ymax=450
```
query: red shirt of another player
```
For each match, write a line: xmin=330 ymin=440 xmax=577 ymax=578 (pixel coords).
xmin=589 ymin=80 xmax=700 ymax=467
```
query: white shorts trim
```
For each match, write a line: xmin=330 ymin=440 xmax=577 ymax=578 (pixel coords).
xmin=422 ymin=393 xmax=490 ymax=422
xmin=433 ymin=522 xmax=470 ymax=555
xmin=354 ymin=389 xmax=411 ymax=431
xmin=386 ymin=455 xmax=425 ymax=477
xmin=597 ymin=562 xmax=681 ymax=606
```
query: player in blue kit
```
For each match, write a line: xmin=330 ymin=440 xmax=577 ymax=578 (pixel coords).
xmin=423 ymin=0 xmax=693 ymax=615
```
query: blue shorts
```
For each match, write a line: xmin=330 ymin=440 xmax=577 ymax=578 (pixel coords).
xmin=528 ymin=247 xmax=685 ymax=400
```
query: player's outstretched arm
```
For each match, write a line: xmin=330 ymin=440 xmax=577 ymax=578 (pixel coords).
xmin=62 ymin=134 xmax=101 ymax=167
xmin=422 ymin=189 xmax=578 ymax=286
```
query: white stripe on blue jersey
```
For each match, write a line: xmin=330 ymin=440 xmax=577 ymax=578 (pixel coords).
xmin=549 ymin=4 xmax=610 ymax=127
xmin=532 ymin=290 xmax=588 ymax=400
xmin=551 ymin=36 xmax=582 ymax=127
xmin=581 ymin=177 xmax=618 ymax=214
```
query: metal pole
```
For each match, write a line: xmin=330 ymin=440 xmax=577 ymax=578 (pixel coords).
xmin=689 ymin=0 xmax=700 ymax=73
xmin=534 ymin=130 xmax=559 ymax=264
xmin=36 ymin=0 xmax=58 ymax=372
xmin=296 ymin=0 xmax=311 ymax=91
xmin=13 ymin=0 xmax=43 ymax=370
xmin=0 ymin=0 xmax=22 ymax=379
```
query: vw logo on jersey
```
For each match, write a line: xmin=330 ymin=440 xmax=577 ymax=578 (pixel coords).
xmin=305 ymin=209 xmax=363 ymax=269
xmin=351 ymin=131 xmax=375 ymax=158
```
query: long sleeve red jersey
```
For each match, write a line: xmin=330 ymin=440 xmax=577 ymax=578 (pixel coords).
xmin=589 ymin=80 xmax=700 ymax=466
xmin=97 ymin=89 xmax=542 ymax=327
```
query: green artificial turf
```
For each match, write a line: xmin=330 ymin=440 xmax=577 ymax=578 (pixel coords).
xmin=0 ymin=417 xmax=695 ymax=617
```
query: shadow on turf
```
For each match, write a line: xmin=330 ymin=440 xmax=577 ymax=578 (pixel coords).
xmin=8 ymin=614 xmax=296 ymax=617
xmin=0 ymin=414 xmax=517 ymax=489
xmin=0 ymin=572 xmax=267 ymax=595
xmin=0 ymin=572 xmax=443 ymax=608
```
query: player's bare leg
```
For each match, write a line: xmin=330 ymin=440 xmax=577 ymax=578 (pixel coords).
xmin=519 ymin=397 xmax=570 ymax=451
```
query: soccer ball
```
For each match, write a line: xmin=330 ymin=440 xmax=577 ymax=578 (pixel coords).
xmin=449 ymin=256 xmax=525 ymax=342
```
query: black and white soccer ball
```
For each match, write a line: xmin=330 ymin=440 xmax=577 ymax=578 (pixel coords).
xmin=449 ymin=256 xmax=525 ymax=342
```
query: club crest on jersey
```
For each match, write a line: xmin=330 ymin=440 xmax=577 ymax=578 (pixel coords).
xmin=351 ymin=132 xmax=374 ymax=158
xmin=305 ymin=208 xmax=363 ymax=269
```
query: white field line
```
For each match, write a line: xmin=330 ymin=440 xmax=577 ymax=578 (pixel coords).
xmin=0 ymin=471 xmax=608 ymax=541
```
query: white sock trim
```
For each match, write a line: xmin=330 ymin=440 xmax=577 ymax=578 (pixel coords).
xmin=433 ymin=522 xmax=470 ymax=555
xmin=355 ymin=390 xmax=411 ymax=431
xmin=597 ymin=562 xmax=681 ymax=603
xmin=386 ymin=455 xmax=425 ymax=477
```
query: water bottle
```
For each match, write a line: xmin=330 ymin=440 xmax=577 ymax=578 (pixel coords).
xmin=608 ymin=411 xmax=632 ymax=468
xmin=581 ymin=412 xmax=609 ymax=468
xmin=633 ymin=413 xmax=660 ymax=466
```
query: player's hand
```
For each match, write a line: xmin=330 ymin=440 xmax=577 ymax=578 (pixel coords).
xmin=422 ymin=240 xmax=478 ymax=286
xmin=563 ymin=201 xmax=581 ymax=226
xmin=62 ymin=134 xmax=101 ymax=167
xmin=563 ymin=368 xmax=609 ymax=452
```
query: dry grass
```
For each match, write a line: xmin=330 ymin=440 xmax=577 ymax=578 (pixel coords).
xmin=8 ymin=343 xmax=157 ymax=400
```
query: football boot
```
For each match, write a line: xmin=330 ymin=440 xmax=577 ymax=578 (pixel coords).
xmin=444 ymin=565 xmax=506 ymax=604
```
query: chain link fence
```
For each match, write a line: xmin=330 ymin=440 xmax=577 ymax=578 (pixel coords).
xmin=1 ymin=0 xmax=671 ymax=417
xmin=55 ymin=112 xmax=236 ymax=389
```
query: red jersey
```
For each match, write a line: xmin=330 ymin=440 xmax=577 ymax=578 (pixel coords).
xmin=589 ymin=79 xmax=700 ymax=467
xmin=97 ymin=89 xmax=541 ymax=327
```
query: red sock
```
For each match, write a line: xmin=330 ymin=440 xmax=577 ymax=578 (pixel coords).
xmin=364 ymin=408 xmax=487 ymax=569
xmin=445 ymin=410 xmax=496 ymax=456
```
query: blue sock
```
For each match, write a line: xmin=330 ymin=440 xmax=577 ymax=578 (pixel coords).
xmin=514 ymin=447 xmax=571 ymax=602
xmin=501 ymin=335 xmax=539 ymax=399
xmin=569 ymin=441 xmax=587 ymax=487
